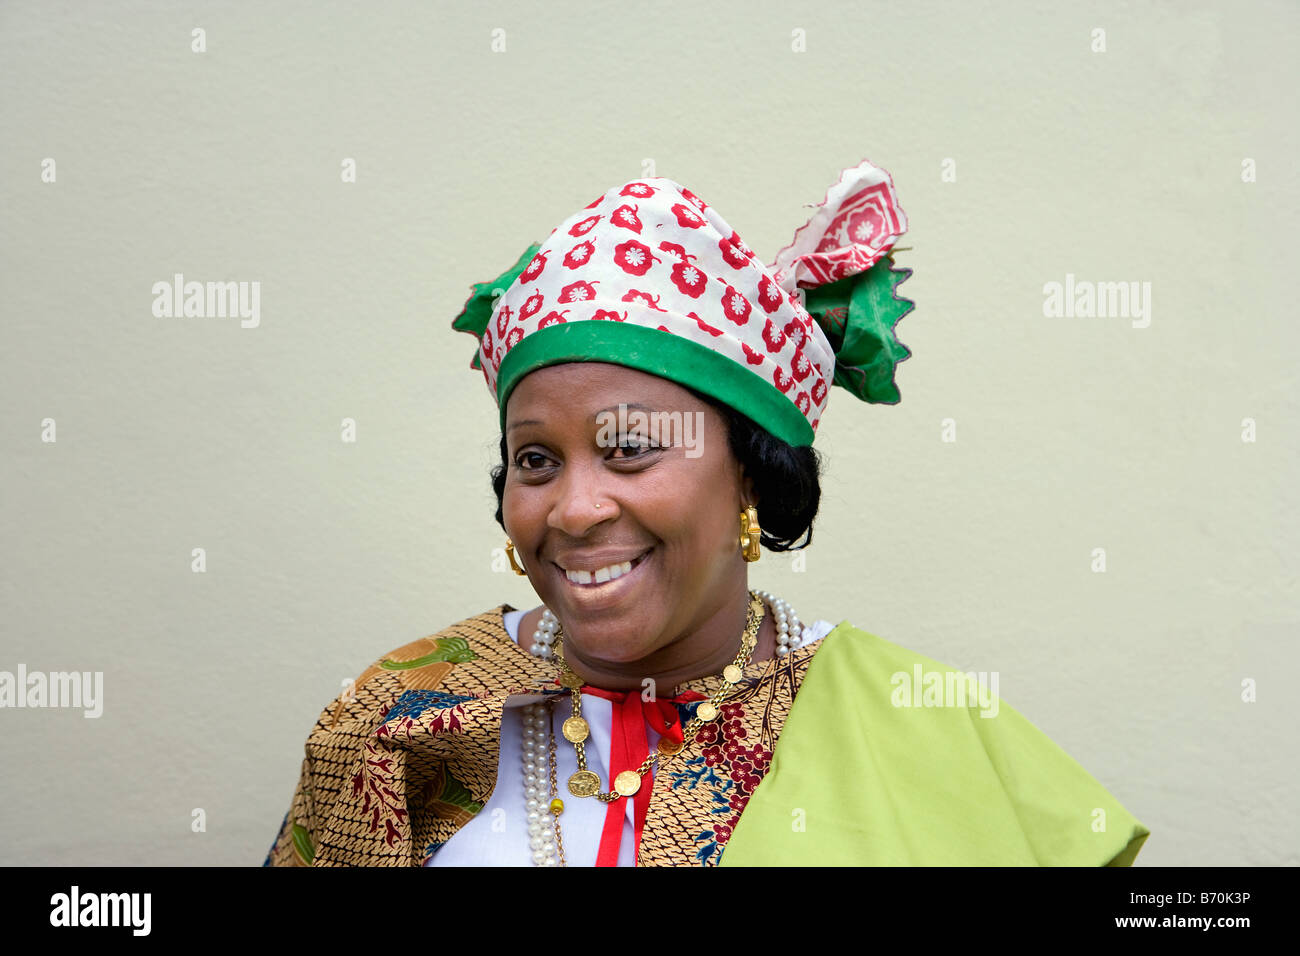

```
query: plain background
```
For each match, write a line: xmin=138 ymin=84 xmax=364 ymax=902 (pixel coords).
xmin=1 ymin=0 xmax=1296 ymax=866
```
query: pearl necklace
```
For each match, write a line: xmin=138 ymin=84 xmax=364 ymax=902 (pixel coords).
xmin=528 ymin=589 xmax=803 ymax=658
xmin=520 ymin=590 xmax=803 ymax=867
xmin=521 ymin=699 xmax=565 ymax=866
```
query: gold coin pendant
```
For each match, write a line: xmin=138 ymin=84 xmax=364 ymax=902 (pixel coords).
xmin=614 ymin=770 xmax=642 ymax=797
xmin=559 ymin=671 xmax=583 ymax=689
xmin=696 ymin=701 xmax=718 ymax=722
xmin=657 ymin=737 xmax=684 ymax=756
xmin=568 ymin=770 xmax=600 ymax=797
xmin=562 ymin=716 xmax=590 ymax=743
xmin=722 ymin=664 xmax=743 ymax=683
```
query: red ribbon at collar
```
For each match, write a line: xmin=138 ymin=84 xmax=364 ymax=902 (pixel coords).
xmin=581 ymin=685 xmax=707 ymax=866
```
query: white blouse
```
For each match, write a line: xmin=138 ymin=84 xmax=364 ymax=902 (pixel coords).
xmin=425 ymin=609 xmax=834 ymax=867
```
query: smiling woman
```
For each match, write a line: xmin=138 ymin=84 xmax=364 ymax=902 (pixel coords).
xmin=495 ymin=363 xmax=823 ymax=690
xmin=264 ymin=160 xmax=1151 ymax=867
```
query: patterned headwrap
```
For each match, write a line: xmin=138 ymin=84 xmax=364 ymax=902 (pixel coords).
xmin=451 ymin=159 xmax=914 ymax=447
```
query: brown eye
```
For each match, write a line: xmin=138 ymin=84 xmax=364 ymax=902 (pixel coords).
xmin=515 ymin=451 xmax=551 ymax=470
xmin=611 ymin=436 xmax=659 ymax=459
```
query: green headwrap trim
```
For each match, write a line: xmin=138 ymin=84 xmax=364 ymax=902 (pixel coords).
xmin=450 ymin=242 xmax=542 ymax=370
xmin=801 ymin=255 xmax=915 ymax=404
xmin=495 ymin=321 xmax=816 ymax=448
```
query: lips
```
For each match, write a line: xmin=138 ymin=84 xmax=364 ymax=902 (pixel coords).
xmin=554 ymin=548 xmax=652 ymax=588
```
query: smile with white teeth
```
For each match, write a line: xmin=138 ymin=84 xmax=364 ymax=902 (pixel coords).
xmin=561 ymin=551 xmax=648 ymax=586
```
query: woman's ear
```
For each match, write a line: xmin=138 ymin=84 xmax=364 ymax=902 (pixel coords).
xmin=739 ymin=465 xmax=757 ymax=510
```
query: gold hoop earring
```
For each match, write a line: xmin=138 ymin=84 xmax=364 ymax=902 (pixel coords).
xmin=739 ymin=506 xmax=761 ymax=562
xmin=504 ymin=537 xmax=528 ymax=576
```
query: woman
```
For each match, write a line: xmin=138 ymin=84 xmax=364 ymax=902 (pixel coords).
xmin=265 ymin=160 xmax=1150 ymax=866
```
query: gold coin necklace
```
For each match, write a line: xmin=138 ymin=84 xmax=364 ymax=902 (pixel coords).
xmin=553 ymin=590 xmax=767 ymax=804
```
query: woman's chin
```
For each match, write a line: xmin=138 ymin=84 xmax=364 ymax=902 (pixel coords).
xmin=556 ymin=619 xmax=666 ymax=668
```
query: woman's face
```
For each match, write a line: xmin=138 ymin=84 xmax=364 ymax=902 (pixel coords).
xmin=502 ymin=362 xmax=753 ymax=666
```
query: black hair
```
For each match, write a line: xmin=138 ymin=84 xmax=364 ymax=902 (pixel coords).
xmin=489 ymin=384 xmax=823 ymax=551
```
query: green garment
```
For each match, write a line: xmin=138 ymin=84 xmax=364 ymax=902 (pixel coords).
xmin=722 ymin=623 xmax=1150 ymax=866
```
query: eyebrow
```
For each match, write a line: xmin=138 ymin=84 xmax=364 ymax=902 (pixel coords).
xmin=506 ymin=403 xmax=661 ymax=432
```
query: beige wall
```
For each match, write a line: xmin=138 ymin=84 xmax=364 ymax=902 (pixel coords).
xmin=1 ymin=0 xmax=1295 ymax=865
